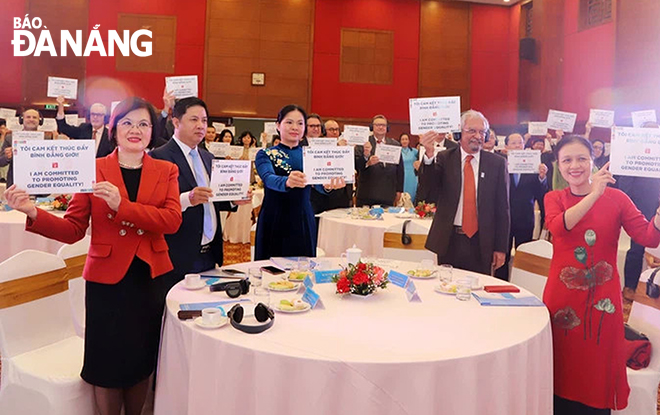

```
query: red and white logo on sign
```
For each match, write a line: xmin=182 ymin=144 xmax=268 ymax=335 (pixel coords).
xmin=327 ymin=161 xmax=332 ymax=166
xmin=229 ymin=177 xmax=234 ymax=182
xmin=432 ymin=112 xmax=437 ymax=117
xmin=52 ymin=162 xmax=58 ymax=168
xmin=645 ymin=148 xmax=651 ymax=154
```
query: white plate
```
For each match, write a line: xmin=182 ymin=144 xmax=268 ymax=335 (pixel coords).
xmin=434 ymin=284 xmax=457 ymax=295
xmin=268 ymin=282 xmax=299 ymax=292
xmin=275 ymin=302 xmax=311 ymax=313
xmin=407 ymin=270 xmax=436 ymax=279
xmin=193 ymin=316 xmax=228 ymax=329
xmin=183 ymin=281 xmax=207 ymax=290
xmin=288 ymin=272 xmax=311 ymax=282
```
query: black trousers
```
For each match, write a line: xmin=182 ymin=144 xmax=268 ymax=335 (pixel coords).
xmin=495 ymin=227 xmax=534 ymax=281
xmin=438 ymin=230 xmax=490 ymax=275
xmin=554 ymin=395 xmax=610 ymax=415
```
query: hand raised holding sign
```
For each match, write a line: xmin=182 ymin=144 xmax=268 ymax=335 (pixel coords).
xmin=286 ymin=171 xmax=307 ymax=189
xmin=5 ymin=184 xmax=37 ymax=220
xmin=590 ymin=162 xmax=616 ymax=198
xmin=93 ymin=181 xmax=122 ymax=211
xmin=419 ymin=131 xmax=441 ymax=158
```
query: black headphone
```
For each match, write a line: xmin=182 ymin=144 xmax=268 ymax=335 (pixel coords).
xmin=19 ymin=110 xmax=44 ymax=126
xmin=401 ymin=219 xmax=412 ymax=245
xmin=370 ymin=115 xmax=390 ymax=132
xmin=228 ymin=303 xmax=274 ymax=334
xmin=209 ymin=279 xmax=251 ymax=298
xmin=646 ymin=268 xmax=660 ymax=299
xmin=453 ymin=129 xmax=490 ymax=142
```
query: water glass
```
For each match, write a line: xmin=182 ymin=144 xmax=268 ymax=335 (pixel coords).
xmin=438 ymin=264 xmax=453 ymax=283
xmin=456 ymin=278 xmax=472 ymax=301
xmin=420 ymin=259 xmax=434 ymax=271
xmin=297 ymin=257 xmax=310 ymax=272
xmin=253 ymin=286 xmax=271 ymax=306
xmin=249 ymin=267 xmax=262 ymax=287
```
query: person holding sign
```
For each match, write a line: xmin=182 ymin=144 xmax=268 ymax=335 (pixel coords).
xmin=355 ymin=114 xmax=404 ymax=207
xmin=543 ymin=135 xmax=660 ymax=413
xmin=199 ymin=125 xmax=218 ymax=153
xmin=419 ymin=110 xmax=510 ymax=275
xmin=150 ymin=97 xmax=249 ymax=293
xmin=495 ymin=133 xmax=548 ymax=281
xmin=5 ymin=97 xmax=183 ymax=415
xmin=254 ymin=105 xmax=345 ymax=260
xmin=55 ymin=95 xmax=115 ymax=158
xmin=415 ymin=132 xmax=458 ymax=205
xmin=223 ymin=131 xmax=258 ymax=243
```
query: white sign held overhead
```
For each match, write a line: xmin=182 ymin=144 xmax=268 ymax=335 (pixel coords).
xmin=165 ymin=75 xmax=199 ymax=99
xmin=528 ymin=122 xmax=548 ymax=136
xmin=343 ymin=125 xmax=370 ymax=146
xmin=610 ymin=127 xmax=660 ymax=179
xmin=47 ymin=76 xmax=78 ymax=100
xmin=588 ymin=109 xmax=615 ymax=128
xmin=546 ymin=110 xmax=577 ymax=133
xmin=409 ymin=96 xmax=461 ymax=135
xmin=631 ymin=110 xmax=657 ymax=128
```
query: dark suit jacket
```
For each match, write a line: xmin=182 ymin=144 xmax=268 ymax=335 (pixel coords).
xmin=424 ymin=147 xmax=510 ymax=262
xmin=355 ymin=136 xmax=404 ymax=206
xmin=26 ymin=150 xmax=182 ymax=284
xmin=149 ymin=139 xmax=236 ymax=278
xmin=56 ymin=119 xmax=115 ymax=158
xmin=509 ymin=171 xmax=548 ymax=232
xmin=415 ymin=139 xmax=459 ymax=204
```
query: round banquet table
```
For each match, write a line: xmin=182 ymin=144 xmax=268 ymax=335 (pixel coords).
xmin=154 ymin=258 xmax=552 ymax=415
xmin=0 ymin=209 xmax=66 ymax=262
xmin=317 ymin=209 xmax=437 ymax=262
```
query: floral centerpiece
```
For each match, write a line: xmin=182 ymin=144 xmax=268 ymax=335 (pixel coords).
xmin=52 ymin=194 xmax=72 ymax=211
xmin=414 ymin=201 xmax=436 ymax=219
xmin=332 ymin=261 xmax=389 ymax=296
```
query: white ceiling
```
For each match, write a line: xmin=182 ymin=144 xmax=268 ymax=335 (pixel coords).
xmin=453 ymin=0 xmax=522 ymax=5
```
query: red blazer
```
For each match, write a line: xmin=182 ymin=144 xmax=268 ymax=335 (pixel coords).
xmin=26 ymin=150 xmax=182 ymax=284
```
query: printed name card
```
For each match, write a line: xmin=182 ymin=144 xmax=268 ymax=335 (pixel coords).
xmin=303 ymin=147 xmax=355 ymax=185
xmin=302 ymin=287 xmax=324 ymax=309
xmin=528 ymin=122 xmax=548 ymax=136
xmin=303 ymin=275 xmax=314 ymax=289
xmin=589 ymin=109 xmax=615 ymax=128
xmin=507 ymin=150 xmax=541 ymax=174
xmin=344 ymin=125 xmax=370 ymax=146
xmin=388 ymin=270 xmax=410 ymax=288
xmin=207 ymin=142 xmax=230 ymax=158
xmin=13 ymin=139 xmax=96 ymax=194
xmin=610 ymin=127 xmax=660 ymax=179
xmin=409 ymin=96 xmax=461 ymax=134
xmin=313 ymin=269 xmax=340 ymax=284
xmin=375 ymin=143 xmax=402 ymax=164
xmin=165 ymin=75 xmax=199 ymax=99
xmin=47 ymin=76 xmax=78 ymax=100
xmin=405 ymin=280 xmax=421 ymax=302
xmin=309 ymin=138 xmax=337 ymax=146
xmin=210 ymin=160 xmax=251 ymax=201
xmin=546 ymin=110 xmax=577 ymax=133
xmin=631 ymin=110 xmax=657 ymax=128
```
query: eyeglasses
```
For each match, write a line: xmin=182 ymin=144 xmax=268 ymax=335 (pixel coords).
xmin=308 ymin=124 xmax=322 ymax=129
xmin=373 ymin=123 xmax=388 ymax=128
xmin=463 ymin=128 xmax=489 ymax=137
xmin=118 ymin=119 xmax=152 ymax=131
xmin=90 ymin=112 xmax=105 ymax=117
xmin=327 ymin=127 xmax=340 ymax=132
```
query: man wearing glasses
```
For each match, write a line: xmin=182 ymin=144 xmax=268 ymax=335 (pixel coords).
xmin=55 ymin=95 xmax=115 ymax=157
xmin=420 ymin=110 xmax=510 ymax=276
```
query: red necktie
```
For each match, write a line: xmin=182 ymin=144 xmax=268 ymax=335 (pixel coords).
xmin=462 ymin=155 xmax=478 ymax=237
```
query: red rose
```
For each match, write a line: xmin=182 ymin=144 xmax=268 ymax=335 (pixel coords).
xmin=352 ymin=271 xmax=369 ymax=285
xmin=336 ymin=277 xmax=351 ymax=293
xmin=357 ymin=262 xmax=367 ymax=271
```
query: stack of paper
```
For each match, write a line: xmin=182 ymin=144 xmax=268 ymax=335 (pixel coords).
xmin=472 ymin=292 xmax=544 ymax=307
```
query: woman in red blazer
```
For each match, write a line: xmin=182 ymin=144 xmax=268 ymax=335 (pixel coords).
xmin=5 ymin=97 xmax=182 ymax=415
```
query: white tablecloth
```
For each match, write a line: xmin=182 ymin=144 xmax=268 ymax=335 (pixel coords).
xmin=0 ymin=210 xmax=66 ymax=262
xmin=155 ymin=258 xmax=552 ymax=415
xmin=318 ymin=210 xmax=436 ymax=261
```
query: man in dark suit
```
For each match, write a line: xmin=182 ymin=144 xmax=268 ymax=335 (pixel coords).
xmin=55 ymin=96 xmax=115 ymax=158
xmin=355 ymin=114 xmax=404 ymax=207
xmin=415 ymin=132 xmax=458 ymax=204
xmin=420 ymin=110 xmax=510 ymax=275
xmin=495 ymin=133 xmax=548 ymax=280
xmin=150 ymin=97 xmax=250 ymax=292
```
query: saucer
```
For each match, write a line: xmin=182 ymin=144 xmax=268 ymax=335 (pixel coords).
xmin=183 ymin=281 xmax=207 ymax=290
xmin=193 ymin=316 xmax=228 ymax=329
xmin=434 ymin=284 xmax=457 ymax=295
xmin=275 ymin=302 xmax=311 ymax=313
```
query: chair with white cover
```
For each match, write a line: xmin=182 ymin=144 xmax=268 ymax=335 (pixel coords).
xmin=0 ymin=250 xmax=94 ymax=415
xmin=57 ymin=235 xmax=91 ymax=338
xmin=510 ymin=240 xmax=553 ymax=298
xmin=614 ymin=268 xmax=660 ymax=415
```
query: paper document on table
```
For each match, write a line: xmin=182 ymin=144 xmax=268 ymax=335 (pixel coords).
xmin=472 ymin=292 xmax=544 ymax=306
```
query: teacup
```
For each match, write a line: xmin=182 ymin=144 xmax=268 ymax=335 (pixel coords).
xmin=202 ymin=308 xmax=223 ymax=326
xmin=185 ymin=273 xmax=201 ymax=287
xmin=341 ymin=246 xmax=362 ymax=266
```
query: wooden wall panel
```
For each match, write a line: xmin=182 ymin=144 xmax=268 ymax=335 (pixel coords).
xmin=418 ymin=0 xmax=471 ymax=111
xmin=204 ymin=0 xmax=314 ymax=117
xmin=116 ymin=14 xmax=177 ymax=74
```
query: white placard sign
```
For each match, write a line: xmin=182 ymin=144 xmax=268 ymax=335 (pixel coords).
xmin=165 ymin=75 xmax=199 ymax=99
xmin=39 ymin=118 xmax=58 ymax=132
xmin=47 ymin=76 xmax=78 ymax=100
xmin=110 ymin=101 xmax=121 ymax=116
xmin=0 ymin=108 xmax=17 ymax=120
xmin=344 ymin=125 xmax=370 ymax=146
xmin=507 ymin=150 xmax=541 ymax=174
xmin=65 ymin=114 xmax=80 ymax=126
xmin=13 ymin=139 xmax=96 ymax=194
xmin=589 ymin=109 xmax=615 ymax=128
xmin=309 ymin=138 xmax=337 ymax=146
xmin=207 ymin=142 xmax=230 ymax=158
xmin=226 ymin=126 xmax=236 ymax=136
xmin=212 ymin=122 xmax=226 ymax=132
xmin=631 ymin=110 xmax=657 ymax=128
xmin=528 ymin=122 xmax=548 ymax=136
xmin=249 ymin=148 xmax=260 ymax=161
xmin=7 ymin=117 xmax=22 ymax=132
xmin=610 ymin=127 xmax=660 ymax=178
xmin=264 ymin=122 xmax=277 ymax=136
xmin=77 ymin=117 xmax=86 ymax=126
xmin=12 ymin=131 xmax=44 ymax=141
xmin=210 ymin=160 xmax=251 ymax=201
xmin=303 ymin=147 xmax=355 ymax=185
xmin=408 ymin=96 xmax=461 ymax=134
xmin=226 ymin=146 xmax=245 ymax=159
xmin=375 ymin=143 xmax=402 ymax=164
xmin=546 ymin=110 xmax=578 ymax=133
